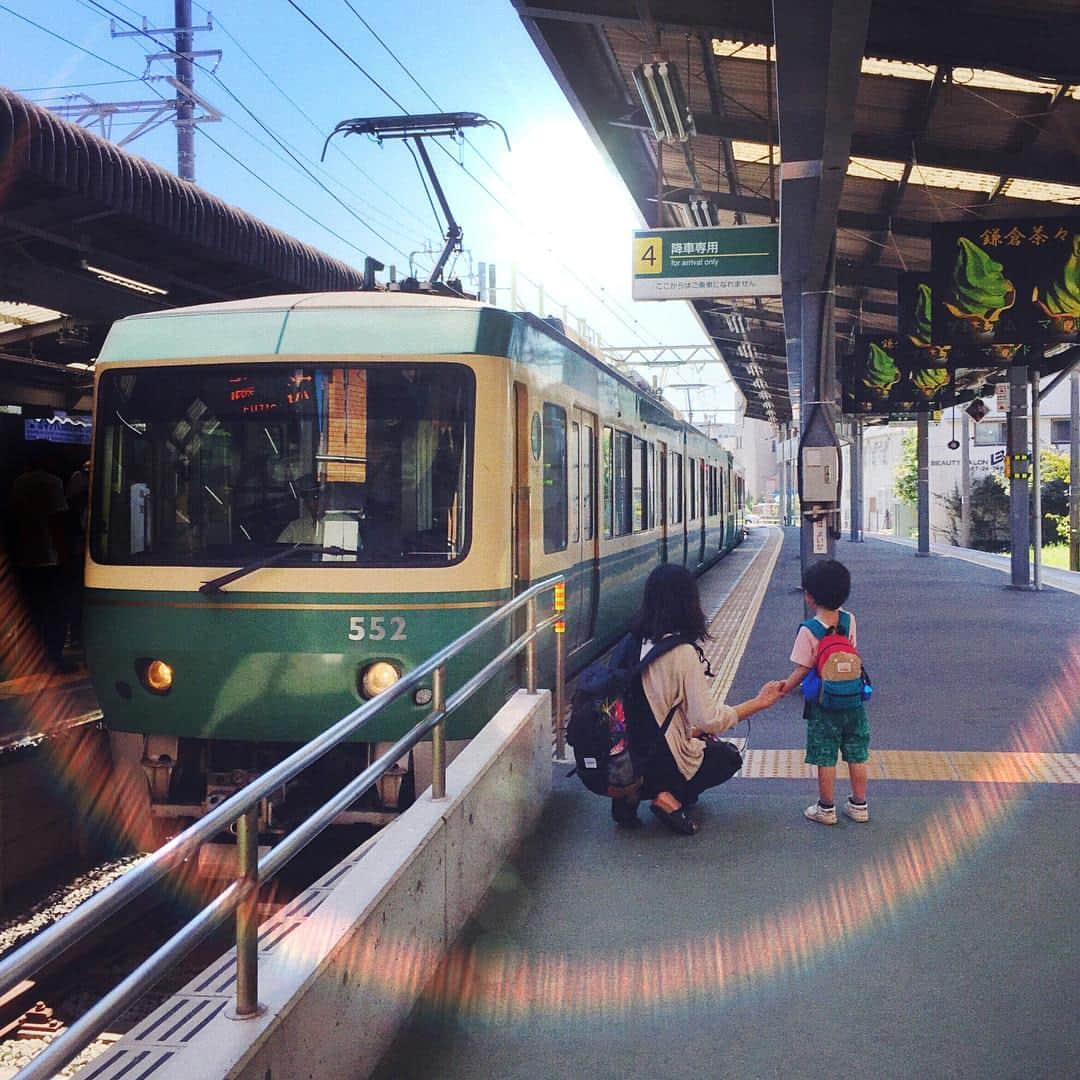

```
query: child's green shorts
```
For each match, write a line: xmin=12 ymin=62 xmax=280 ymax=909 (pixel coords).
xmin=804 ymin=702 xmax=870 ymax=766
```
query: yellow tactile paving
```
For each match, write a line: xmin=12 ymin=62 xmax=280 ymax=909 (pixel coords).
xmin=736 ymin=748 xmax=1080 ymax=783
xmin=702 ymin=528 xmax=782 ymax=705
xmin=697 ymin=530 xmax=1080 ymax=786
xmin=562 ymin=529 xmax=1080 ymax=786
xmin=875 ymin=750 xmax=959 ymax=781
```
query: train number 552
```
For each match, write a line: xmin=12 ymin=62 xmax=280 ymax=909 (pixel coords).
xmin=348 ymin=616 xmax=407 ymax=642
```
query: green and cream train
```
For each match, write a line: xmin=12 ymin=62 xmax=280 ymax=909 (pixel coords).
xmin=85 ymin=292 xmax=744 ymax=827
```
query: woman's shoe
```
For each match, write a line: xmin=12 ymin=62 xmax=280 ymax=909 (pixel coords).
xmin=650 ymin=802 xmax=698 ymax=835
xmin=611 ymin=796 xmax=642 ymax=829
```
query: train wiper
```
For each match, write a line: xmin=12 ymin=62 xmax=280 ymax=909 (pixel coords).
xmin=198 ymin=543 xmax=361 ymax=595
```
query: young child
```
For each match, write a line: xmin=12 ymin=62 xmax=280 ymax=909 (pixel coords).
xmin=779 ymin=558 xmax=870 ymax=825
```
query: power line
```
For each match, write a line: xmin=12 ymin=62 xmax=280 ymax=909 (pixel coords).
xmin=198 ymin=126 xmax=375 ymax=261
xmin=16 ymin=78 xmax=142 ymax=93
xmin=81 ymin=0 xmax=413 ymax=259
xmin=0 ymin=2 xmax=146 ymax=80
xmin=74 ymin=0 xmax=426 ymax=249
xmin=340 ymin=1 xmax=508 ymax=186
xmin=285 ymin=0 xmax=410 ymax=112
xmin=287 ymin=1 xmax=662 ymax=345
xmin=205 ymin=11 xmax=433 ymax=240
xmin=7 ymin=3 xmax=412 ymax=263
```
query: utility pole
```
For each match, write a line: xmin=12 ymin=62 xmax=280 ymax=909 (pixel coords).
xmin=47 ymin=2 xmax=221 ymax=181
xmin=173 ymin=0 xmax=196 ymax=180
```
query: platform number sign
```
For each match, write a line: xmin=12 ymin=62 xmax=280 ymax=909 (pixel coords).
xmin=632 ymin=225 xmax=780 ymax=300
xmin=634 ymin=236 xmax=663 ymax=275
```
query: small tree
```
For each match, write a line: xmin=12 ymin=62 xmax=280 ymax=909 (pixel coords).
xmin=894 ymin=431 xmax=918 ymax=504
xmin=969 ymin=473 xmax=1011 ymax=552
xmin=1040 ymin=448 xmax=1071 ymax=545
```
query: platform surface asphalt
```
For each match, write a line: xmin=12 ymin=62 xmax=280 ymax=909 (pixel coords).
xmin=373 ymin=528 xmax=1080 ymax=1080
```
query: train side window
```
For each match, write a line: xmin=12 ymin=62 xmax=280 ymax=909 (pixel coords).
xmin=569 ymin=420 xmax=580 ymax=544
xmin=613 ymin=431 xmax=631 ymax=535
xmin=582 ymin=425 xmax=595 ymax=542
xmin=649 ymin=443 xmax=658 ymax=528
xmin=632 ymin=436 xmax=646 ymax=532
xmin=670 ymin=452 xmax=683 ymax=524
xmin=543 ymin=403 xmax=568 ymax=553
xmin=689 ymin=457 xmax=697 ymax=519
xmin=602 ymin=426 xmax=613 ymax=539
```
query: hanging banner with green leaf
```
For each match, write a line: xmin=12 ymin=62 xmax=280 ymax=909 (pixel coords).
xmin=931 ymin=218 xmax=1080 ymax=346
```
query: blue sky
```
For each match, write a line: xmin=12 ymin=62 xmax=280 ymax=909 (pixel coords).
xmin=1 ymin=0 xmax=739 ymax=417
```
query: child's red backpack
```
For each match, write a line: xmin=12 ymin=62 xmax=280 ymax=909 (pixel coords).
xmin=800 ymin=612 xmax=872 ymax=710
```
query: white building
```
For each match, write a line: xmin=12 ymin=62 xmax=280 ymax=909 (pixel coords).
xmin=703 ymin=415 xmax=779 ymax=508
xmin=840 ymin=377 xmax=1075 ymax=541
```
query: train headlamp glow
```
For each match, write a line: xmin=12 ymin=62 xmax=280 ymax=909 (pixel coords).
xmin=138 ymin=658 xmax=174 ymax=695
xmin=360 ymin=661 xmax=400 ymax=699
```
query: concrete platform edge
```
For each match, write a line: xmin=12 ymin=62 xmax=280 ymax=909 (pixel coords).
xmin=72 ymin=690 xmax=552 ymax=1080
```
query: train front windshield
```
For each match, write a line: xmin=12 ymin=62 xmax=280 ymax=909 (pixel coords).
xmin=91 ymin=363 xmax=474 ymax=567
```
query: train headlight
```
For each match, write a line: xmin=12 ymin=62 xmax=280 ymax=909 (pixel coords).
xmin=360 ymin=661 xmax=400 ymax=699
xmin=137 ymin=658 xmax=174 ymax=695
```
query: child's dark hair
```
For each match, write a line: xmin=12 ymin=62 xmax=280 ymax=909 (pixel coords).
xmin=630 ymin=563 xmax=709 ymax=642
xmin=802 ymin=558 xmax=851 ymax=610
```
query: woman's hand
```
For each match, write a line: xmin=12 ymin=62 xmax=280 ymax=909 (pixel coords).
xmin=756 ymin=680 xmax=785 ymax=709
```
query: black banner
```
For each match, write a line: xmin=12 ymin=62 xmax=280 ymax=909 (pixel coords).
xmin=931 ymin=218 xmax=1080 ymax=345
xmin=842 ymin=334 xmax=952 ymax=417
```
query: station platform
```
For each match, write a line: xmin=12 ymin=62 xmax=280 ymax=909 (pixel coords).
xmin=372 ymin=527 xmax=1080 ymax=1080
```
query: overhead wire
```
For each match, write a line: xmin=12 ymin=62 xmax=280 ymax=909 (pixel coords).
xmin=196 ymin=4 xmax=433 ymax=240
xmin=339 ymin=0 xmax=506 ymax=184
xmin=78 ymin=0 xmax=414 ymax=260
xmin=287 ymin=0 xmax=662 ymax=345
xmin=0 ymin=2 xmax=147 ymax=80
xmin=197 ymin=127 xmax=375 ymax=260
xmin=7 ymin=3 xmax=396 ymax=264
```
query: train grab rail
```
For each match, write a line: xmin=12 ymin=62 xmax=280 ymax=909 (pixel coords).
xmin=0 ymin=575 xmax=567 ymax=1080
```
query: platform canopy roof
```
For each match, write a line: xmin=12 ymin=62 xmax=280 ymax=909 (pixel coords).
xmin=514 ymin=1 xmax=1080 ymax=422
xmin=0 ymin=86 xmax=367 ymax=407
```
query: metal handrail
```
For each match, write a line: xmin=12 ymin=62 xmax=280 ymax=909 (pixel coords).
xmin=3 ymin=575 xmax=566 ymax=1080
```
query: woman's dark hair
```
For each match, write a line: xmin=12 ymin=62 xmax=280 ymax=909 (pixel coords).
xmin=629 ymin=563 xmax=709 ymax=643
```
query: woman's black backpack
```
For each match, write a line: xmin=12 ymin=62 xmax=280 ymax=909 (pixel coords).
xmin=566 ymin=634 xmax=695 ymax=798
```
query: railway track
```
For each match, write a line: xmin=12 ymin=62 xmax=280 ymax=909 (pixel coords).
xmin=0 ymin=825 xmax=376 ymax=1077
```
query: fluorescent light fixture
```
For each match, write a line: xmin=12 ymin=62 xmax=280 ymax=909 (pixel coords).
xmin=633 ymin=60 xmax=695 ymax=143
xmin=670 ymin=202 xmax=696 ymax=228
xmin=689 ymin=194 xmax=719 ymax=227
xmin=82 ymin=261 xmax=168 ymax=296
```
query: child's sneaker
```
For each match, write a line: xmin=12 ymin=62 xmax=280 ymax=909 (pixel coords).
xmin=804 ymin=801 xmax=837 ymax=825
xmin=843 ymin=797 xmax=869 ymax=823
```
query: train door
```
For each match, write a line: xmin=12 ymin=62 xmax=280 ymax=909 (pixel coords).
xmin=718 ymin=461 xmax=726 ymax=550
xmin=512 ymin=382 xmax=531 ymax=593
xmin=698 ymin=459 xmax=707 ymax=565
xmin=568 ymin=408 xmax=598 ymax=651
xmin=658 ymin=442 xmax=669 ymax=561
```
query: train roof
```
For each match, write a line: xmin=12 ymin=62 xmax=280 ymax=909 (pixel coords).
xmin=115 ymin=290 xmax=489 ymax=320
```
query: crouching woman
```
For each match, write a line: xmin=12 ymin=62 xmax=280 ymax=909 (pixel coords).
xmin=617 ymin=563 xmax=782 ymax=835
